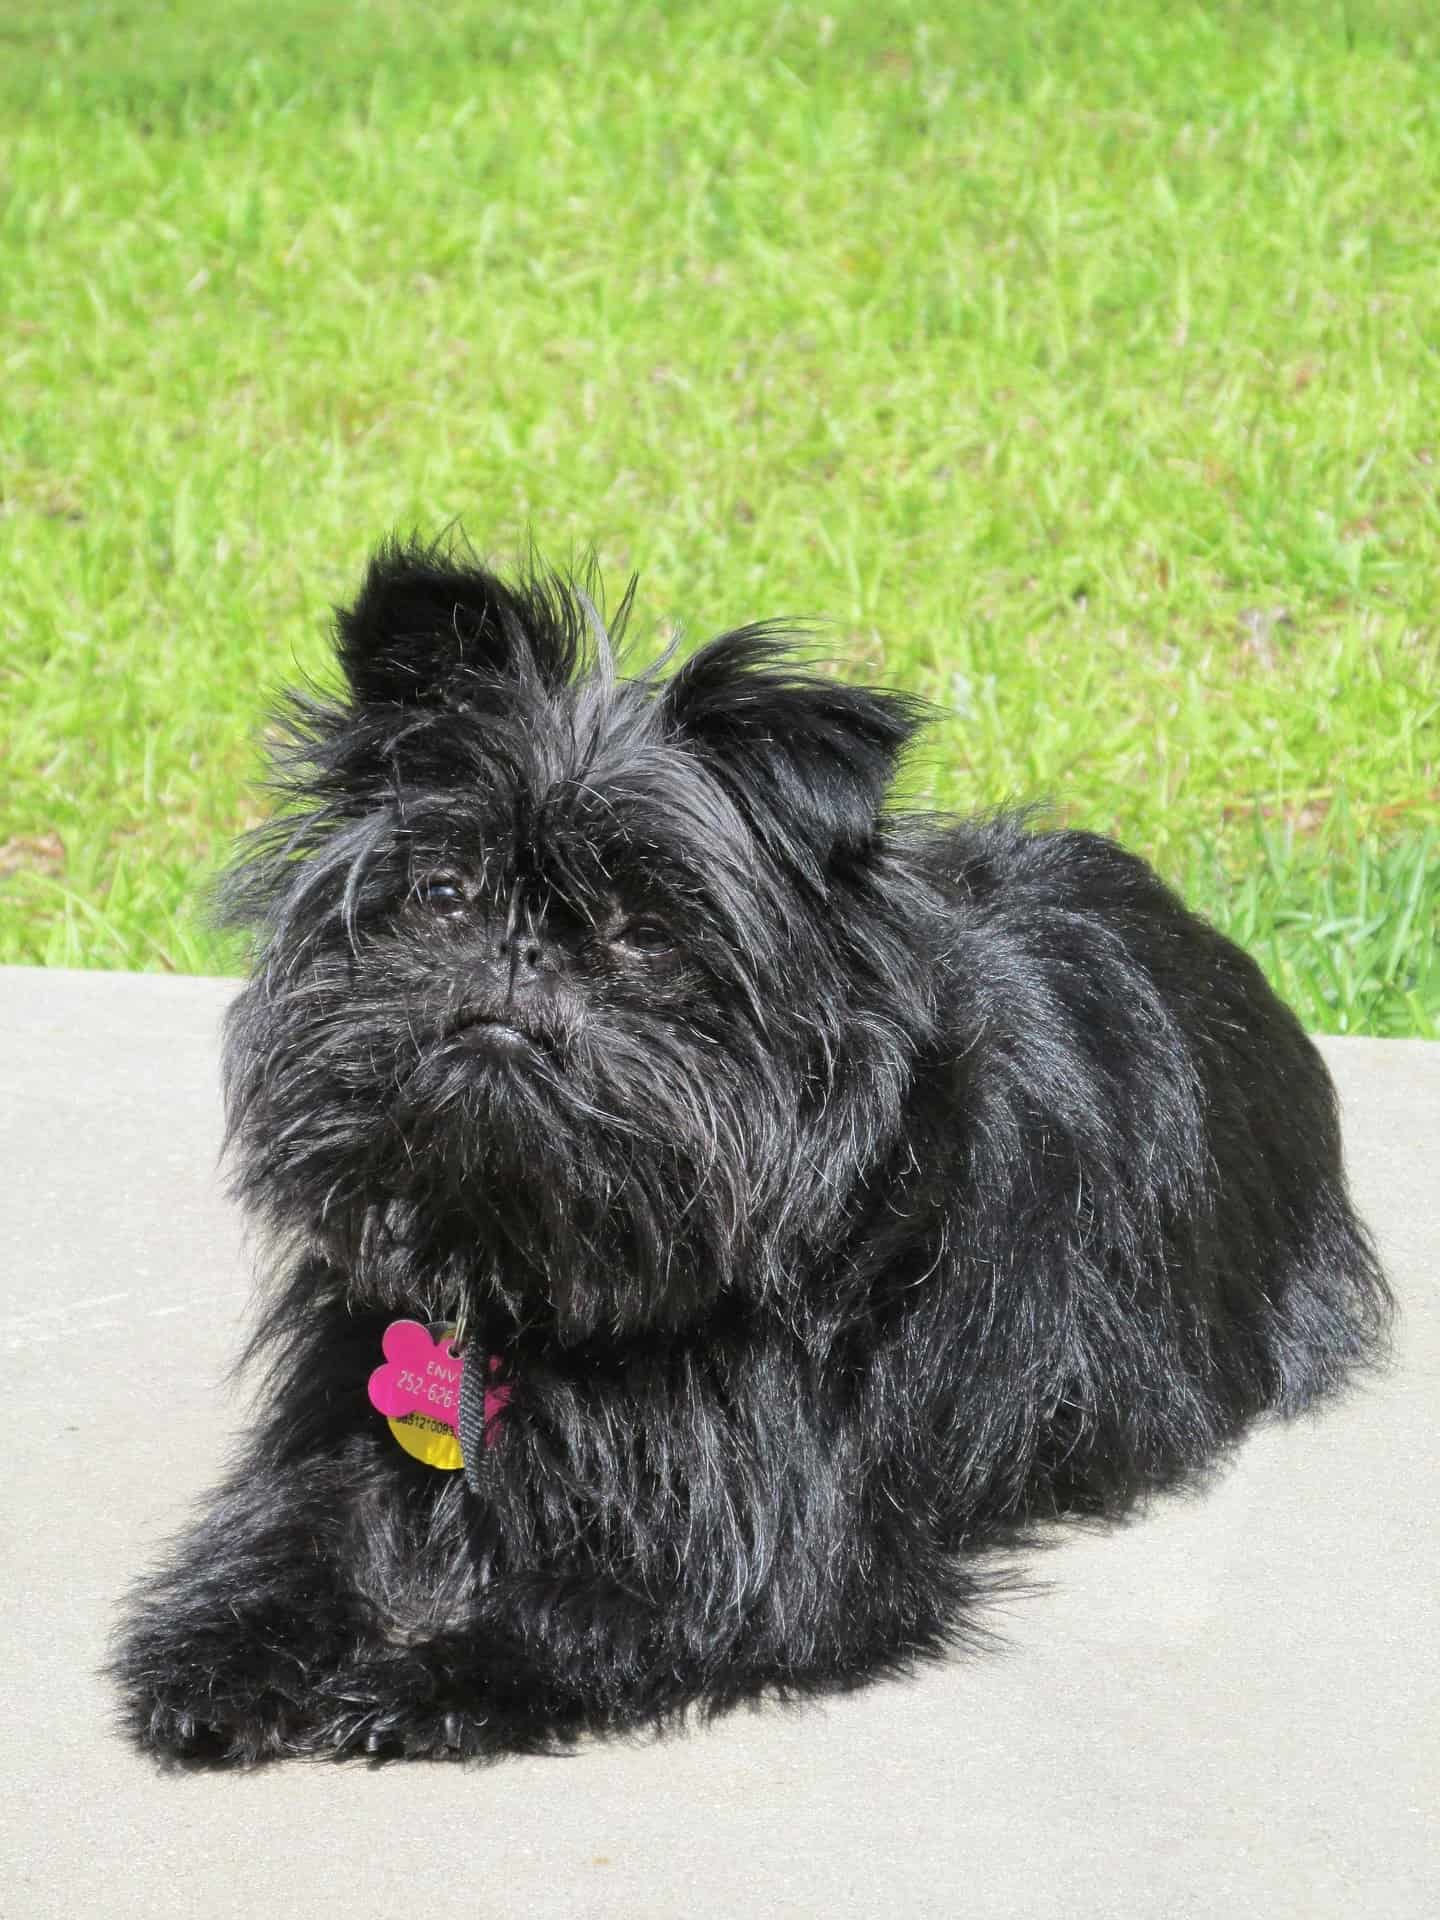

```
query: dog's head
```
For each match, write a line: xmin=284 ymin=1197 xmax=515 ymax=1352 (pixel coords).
xmin=222 ymin=540 xmax=938 ymax=1338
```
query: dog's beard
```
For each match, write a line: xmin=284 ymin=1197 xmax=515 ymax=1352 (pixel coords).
xmin=222 ymin=943 xmax=899 ymax=1342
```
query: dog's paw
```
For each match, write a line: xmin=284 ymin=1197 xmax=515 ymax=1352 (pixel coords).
xmin=111 ymin=1611 xmax=323 ymax=1767
xmin=304 ymin=1652 xmax=495 ymax=1761
xmin=127 ymin=1690 xmax=298 ymax=1767
xmin=324 ymin=1697 xmax=497 ymax=1761
xmin=306 ymin=1644 xmax=580 ymax=1762
xmin=113 ymin=1614 xmax=577 ymax=1765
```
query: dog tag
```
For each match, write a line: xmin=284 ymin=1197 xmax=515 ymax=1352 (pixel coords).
xmin=368 ymin=1320 xmax=513 ymax=1472
xmin=368 ymin=1320 xmax=465 ymax=1470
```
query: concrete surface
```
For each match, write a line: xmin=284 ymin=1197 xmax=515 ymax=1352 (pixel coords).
xmin=1 ymin=965 xmax=1435 ymax=1919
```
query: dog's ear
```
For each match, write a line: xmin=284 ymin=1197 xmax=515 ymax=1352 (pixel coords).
xmin=335 ymin=540 xmax=583 ymax=707
xmin=660 ymin=629 xmax=926 ymax=871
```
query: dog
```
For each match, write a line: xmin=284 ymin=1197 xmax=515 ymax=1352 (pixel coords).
xmin=112 ymin=539 xmax=1391 ymax=1763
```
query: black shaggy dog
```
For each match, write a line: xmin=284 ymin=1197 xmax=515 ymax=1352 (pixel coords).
xmin=113 ymin=542 xmax=1391 ymax=1764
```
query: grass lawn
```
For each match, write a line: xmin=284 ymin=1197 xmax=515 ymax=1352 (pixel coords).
xmin=1 ymin=0 xmax=1436 ymax=1033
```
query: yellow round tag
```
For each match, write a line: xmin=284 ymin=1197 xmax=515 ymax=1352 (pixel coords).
xmin=386 ymin=1410 xmax=463 ymax=1471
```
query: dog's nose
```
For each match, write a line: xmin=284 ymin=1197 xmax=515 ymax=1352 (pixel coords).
xmin=497 ymin=929 xmax=561 ymax=982
xmin=503 ymin=936 xmax=543 ymax=971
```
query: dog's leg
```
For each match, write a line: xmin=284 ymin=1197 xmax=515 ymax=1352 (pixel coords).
xmin=109 ymin=1283 xmax=528 ymax=1763
xmin=112 ymin=1449 xmax=374 ymax=1764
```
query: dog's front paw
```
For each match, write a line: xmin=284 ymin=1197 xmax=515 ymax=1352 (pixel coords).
xmin=322 ymin=1691 xmax=495 ymax=1761
xmin=307 ymin=1642 xmax=580 ymax=1762
xmin=113 ymin=1602 xmax=580 ymax=1765
xmin=112 ymin=1606 xmax=330 ymax=1767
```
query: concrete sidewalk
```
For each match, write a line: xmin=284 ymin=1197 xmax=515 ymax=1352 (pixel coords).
xmin=1 ymin=966 xmax=1435 ymax=1919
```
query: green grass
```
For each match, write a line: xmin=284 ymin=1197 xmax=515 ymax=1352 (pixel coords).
xmin=1 ymin=0 xmax=1436 ymax=1033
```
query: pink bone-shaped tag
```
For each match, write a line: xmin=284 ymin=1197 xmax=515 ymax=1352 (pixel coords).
xmin=367 ymin=1320 xmax=513 ymax=1443
xmin=367 ymin=1320 xmax=464 ymax=1430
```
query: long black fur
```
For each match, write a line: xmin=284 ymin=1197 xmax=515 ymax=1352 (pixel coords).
xmin=111 ymin=539 xmax=1392 ymax=1764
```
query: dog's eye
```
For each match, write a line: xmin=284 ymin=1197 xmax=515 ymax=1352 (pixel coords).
xmin=416 ymin=876 xmax=467 ymax=918
xmin=612 ymin=919 xmax=674 ymax=957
